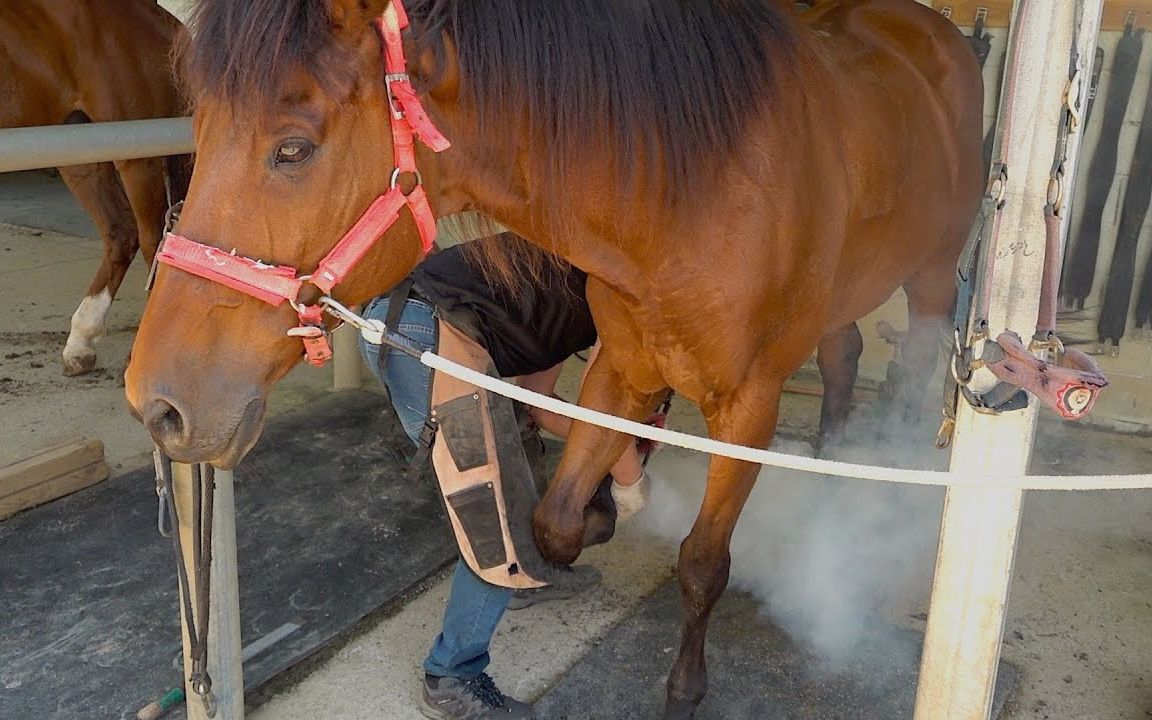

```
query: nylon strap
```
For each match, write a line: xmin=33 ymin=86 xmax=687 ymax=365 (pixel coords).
xmin=374 ymin=276 xmax=415 ymax=379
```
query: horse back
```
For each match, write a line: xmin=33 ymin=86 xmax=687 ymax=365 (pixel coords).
xmin=0 ymin=0 xmax=184 ymax=128
xmin=802 ymin=0 xmax=985 ymax=323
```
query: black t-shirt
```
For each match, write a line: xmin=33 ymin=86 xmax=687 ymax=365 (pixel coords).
xmin=410 ymin=244 xmax=597 ymax=377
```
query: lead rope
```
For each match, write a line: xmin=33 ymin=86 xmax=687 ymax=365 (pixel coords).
xmin=154 ymin=449 xmax=218 ymax=717
xmin=151 ymin=192 xmax=216 ymax=716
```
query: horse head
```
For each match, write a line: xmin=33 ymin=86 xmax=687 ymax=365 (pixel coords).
xmin=125 ymin=0 xmax=444 ymax=467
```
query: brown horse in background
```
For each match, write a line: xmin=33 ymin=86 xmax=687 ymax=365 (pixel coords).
xmin=0 ymin=0 xmax=188 ymax=375
xmin=125 ymin=0 xmax=983 ymax=716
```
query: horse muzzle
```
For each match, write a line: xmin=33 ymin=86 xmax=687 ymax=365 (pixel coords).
xmin=138 ymin=391 xmax=267 ymax=469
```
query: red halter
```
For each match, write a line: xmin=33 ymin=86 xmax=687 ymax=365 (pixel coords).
xmin=154 ymin=0 xmax=449 ymax=367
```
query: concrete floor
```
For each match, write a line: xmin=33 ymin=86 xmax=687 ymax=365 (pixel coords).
xmin=2 ymin=171 xmax=1152 ymax=719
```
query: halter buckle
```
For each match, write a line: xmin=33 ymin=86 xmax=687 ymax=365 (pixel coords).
xmin=288 ymin=321 xmax=334 ymax=366
xmin=385 ymin=73 xmax=411 ymax=119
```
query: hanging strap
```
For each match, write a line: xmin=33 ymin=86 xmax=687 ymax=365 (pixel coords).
xmin=967 ymin=8 xmax=994 ymax=69
xmin=1096 ymin=52 xmax=1152 ymax=350
xmin=1060 ymin=22 xmax=1144 ymax=309
xmin=374 ymin=277 xmax=416 ymax=379
xmin=156 ymin=451 xmax=218 ymax=718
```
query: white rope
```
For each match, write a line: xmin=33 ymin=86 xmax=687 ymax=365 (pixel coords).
xmin=419 ymin=351 xmax=1152 ymax=492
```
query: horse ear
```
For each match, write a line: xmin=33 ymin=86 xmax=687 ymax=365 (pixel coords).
xmin=329 ymin=0 xmax=390 ymax=32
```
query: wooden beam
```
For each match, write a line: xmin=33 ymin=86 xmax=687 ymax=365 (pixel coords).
xmin=0 ymin=437 xmax=108 ymax=520
xmin=932 ymin=1 xmax=1014 ymax=28
xmin=931 ymin=1 xmax=1152 ymax=30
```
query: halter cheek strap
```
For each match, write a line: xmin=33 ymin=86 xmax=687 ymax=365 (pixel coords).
xmin=153 ymin=0 xmax=449 ymax=367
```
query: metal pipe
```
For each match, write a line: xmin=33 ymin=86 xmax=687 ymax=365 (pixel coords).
xmin=0 ymin=118 xmax=193 ymax=173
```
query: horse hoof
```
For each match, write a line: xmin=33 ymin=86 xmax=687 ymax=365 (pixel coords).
xmin=661 ymin=699 xmax=697 ymax=720
xmin=532 ymin=513 xmax=584 ymax=566
xmin=62 ymin=351 xmax=97 ymax=376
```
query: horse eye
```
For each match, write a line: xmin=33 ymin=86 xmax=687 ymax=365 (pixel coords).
xmin=274 ymin=138 xmax=315 ymax=166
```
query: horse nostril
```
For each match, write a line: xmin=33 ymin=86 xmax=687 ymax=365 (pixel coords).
xmin=144 ymin=398 xmax=186 ymax=446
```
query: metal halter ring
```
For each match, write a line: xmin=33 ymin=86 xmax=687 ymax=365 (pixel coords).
xmin=390 ymin=167 xmax=424 ymax=193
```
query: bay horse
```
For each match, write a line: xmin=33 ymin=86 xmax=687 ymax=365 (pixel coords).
xmin=125 ymin=0 xmax=983 ymax=716
xmin=0 ymin=0 xmax=189 ymax=376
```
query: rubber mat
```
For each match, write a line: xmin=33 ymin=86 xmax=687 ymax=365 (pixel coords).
xmin=0 ymin=390 xmax=457 ymax=720
xmin=536 ymin=579 xmax=1018 ymax=719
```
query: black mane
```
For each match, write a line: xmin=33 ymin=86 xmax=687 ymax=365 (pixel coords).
xmin=407 ymin=0 xmax=796 ymax=209
xmin=177 ymin=0 xmax=356 ymax=109
xmin=179 ymin=0 xmax=797 ymax=212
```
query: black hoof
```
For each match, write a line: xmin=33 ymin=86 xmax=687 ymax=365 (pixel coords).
xmin=662 ymin=698 xmax=697 ymax=720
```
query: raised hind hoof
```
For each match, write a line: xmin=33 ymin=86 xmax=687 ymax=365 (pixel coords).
xmin=62 ymin=350 xmax=97 ymax=377
xmin=581 ymin=505 xmax=616 ymax=548
xmin=662 ymin=698 xmax=698 ymax=720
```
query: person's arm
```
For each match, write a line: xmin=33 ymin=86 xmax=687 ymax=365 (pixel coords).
xmin=517 ymin=341 xmax=645 ymax=489
xmin=517 ymin=362 xmax=569 ymax=438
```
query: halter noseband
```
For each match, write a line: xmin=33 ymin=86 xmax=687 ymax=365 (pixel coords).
xmin=152 ymin=0 xmax=449 ymax=367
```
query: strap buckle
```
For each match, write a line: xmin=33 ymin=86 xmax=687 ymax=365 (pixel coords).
xmin=385 ymin=72 xmax=411 ymax=119
xmin=287 ymin=324 xmax=334 ymax=367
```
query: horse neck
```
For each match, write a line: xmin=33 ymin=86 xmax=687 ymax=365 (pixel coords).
xmin=419 ymin=115 xmax=649 ymax=303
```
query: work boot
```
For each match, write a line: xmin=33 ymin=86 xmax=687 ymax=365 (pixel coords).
xmin=420 ymin=672 xmax=534 ymax=719
xmin=506 ymin=564 xmax=602 ymax=611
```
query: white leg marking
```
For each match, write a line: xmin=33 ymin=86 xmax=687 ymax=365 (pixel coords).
xmin=63 ymin=289 xmax=112 ymax=375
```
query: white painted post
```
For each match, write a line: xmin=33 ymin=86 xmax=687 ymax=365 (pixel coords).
xmin=332 ymin=313 xmax=363 ymax=391
xmin=913 ymin=2 xmax=1103 ymax=719
xmin=172 ymin=463 xmax=245 ymax=720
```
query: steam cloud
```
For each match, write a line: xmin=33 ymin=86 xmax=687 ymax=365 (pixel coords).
xmin=639 ymin=414 xmax=946 ymax=676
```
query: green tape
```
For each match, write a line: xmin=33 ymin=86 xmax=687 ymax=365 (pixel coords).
xmin=159 ymin=687 xmax=185 ymax=711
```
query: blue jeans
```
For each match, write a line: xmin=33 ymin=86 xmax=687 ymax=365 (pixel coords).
xmin=358 ymin=294 xmax=512 ymax=679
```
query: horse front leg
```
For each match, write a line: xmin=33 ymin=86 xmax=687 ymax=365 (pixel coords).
xmin=532 ymin=350 xmax=661 ymax=566
xmin=665 ymin=375 xmax=784 ymax=720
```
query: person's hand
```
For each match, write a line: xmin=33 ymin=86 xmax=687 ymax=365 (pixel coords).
xmin=611 ymin=470 xmax=650 ymax=522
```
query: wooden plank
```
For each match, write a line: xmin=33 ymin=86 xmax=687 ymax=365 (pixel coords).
xmin=931 ymin=1 xmax=1152 ymax=30
xmin=0 ymin=460 xmax=109 ymax=520
xmin=1101 ymin=4 xmax=1152 ymax=31
xmin=0 ymin=438 xmax=108 ymax=519
xmin=932 ymin=1 xmax=1014 ymax=28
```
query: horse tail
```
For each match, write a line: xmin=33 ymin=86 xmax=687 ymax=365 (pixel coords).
xmin=163 ymin=152 xmax=194 ymax=206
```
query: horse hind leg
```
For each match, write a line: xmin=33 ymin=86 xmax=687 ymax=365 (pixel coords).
xmin=664 ymin=375 xmax=784 ymax=719
xmin=57 ymin=112 xmax=139 ymax=376
xmin=116 ymin=155 xmax=171 ymax=265
xmin=815 ymin=322 xmax=864 ymax=456
xmin=886 ymin=267 xmax=955 ymax=435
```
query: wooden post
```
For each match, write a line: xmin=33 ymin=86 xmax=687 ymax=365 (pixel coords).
xmin=332 ymin=307 xmax=363 ymax=391
xmin=172 ymin=464 xmax=244 ymax=720
xmin=913 ymin=2 xmax=1102 ymax=719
